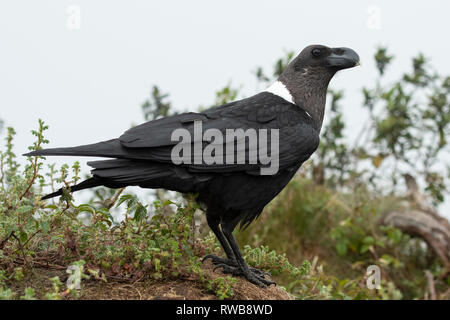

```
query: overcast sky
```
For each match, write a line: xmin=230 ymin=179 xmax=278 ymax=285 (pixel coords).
xmin=1 ymin=0 xmax=449 ymax=217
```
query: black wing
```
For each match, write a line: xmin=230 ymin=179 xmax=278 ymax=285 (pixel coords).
xmin=117 ymin=92 xmax=320 ymax=174
xmin=27 ymin=92 xmax=320 ymax=175
xmin=30 ymin=92 xmax=320 ymax=199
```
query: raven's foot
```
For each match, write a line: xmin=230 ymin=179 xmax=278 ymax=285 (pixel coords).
xmin=202 ymin=254 xmax=233 ymax=266
xmin=202 ymin=254 xmax=271 ymax=278
xmin=212 ymin=263 xmax=276 ymax=288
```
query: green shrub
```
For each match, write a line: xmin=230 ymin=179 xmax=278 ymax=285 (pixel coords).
xmin=1 ymin=120 xmax=448 ymax=300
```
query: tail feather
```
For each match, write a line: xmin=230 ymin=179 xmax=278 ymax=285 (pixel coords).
xmin=24 ymin=139 xmax=123 ymax=158
xmin=41 ymin=177 xmax=102 ymax=200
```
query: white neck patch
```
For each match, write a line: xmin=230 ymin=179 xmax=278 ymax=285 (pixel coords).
xmin=264 ymin=80 xmax=294 ymax=104
xmin=264 ymin=80 xmax=312 ymax=118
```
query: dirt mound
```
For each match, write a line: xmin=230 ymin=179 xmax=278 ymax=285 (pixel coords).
xmin=80 ymin=261 xmax=292 ymax=300
xmin=10 ymin=261 xmax=293 ymax=300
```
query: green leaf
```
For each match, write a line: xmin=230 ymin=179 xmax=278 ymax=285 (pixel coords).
xmin=6 ymin=223 xmax=18 ymax=234
xmin=360 ymin=244 xmax=372 ymax=253
xmin=19 ymin=231 xmax=28 ymax=243
xmin=375 ymin=240 xmax=386 ymax=248
xmin=336 ymin=241 xmax=347 ymax=256
xmin=40 ymin=220 xmax=50 ymax=233
xmin=362 ymin=236 xmax=374 ymax=245
xmin=116 ymin=194 xmax=135 ymax=207
xmin=17 ymin=205 xmax=33 ymax=215
xmin=76 ymin=204 xmax=95 ymax=215
xmin=97 ymin=208 xmax=115 ymax=225
xmin=133 ymin=203 xmax=147 ymax=222
xmin=163 ymin=199 xmax=176 ymax=206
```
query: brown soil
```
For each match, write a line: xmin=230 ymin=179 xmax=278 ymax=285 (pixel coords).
xmin=10 ymin=261 xmax=293 ymax=300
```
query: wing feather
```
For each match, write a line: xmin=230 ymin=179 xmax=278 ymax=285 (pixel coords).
xmin=116 ymin=92 xmax=319 ymax=175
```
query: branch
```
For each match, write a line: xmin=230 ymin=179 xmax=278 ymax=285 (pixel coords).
xmin=106 ymin=188 xmax=125 ymax=209
xmin=381 ymin=209 xmax=450 ymax=268
xmin=424 ymin=270 xmax=437 ymax=300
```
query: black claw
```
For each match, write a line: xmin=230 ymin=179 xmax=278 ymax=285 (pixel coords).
xmin=249 ymin=267 xmax=272 ymax=278
xmin=244 ymin=272 xmax=268 ymax=288
xmin=213 ymin=263 xmax=227 ymax=272
xmin=213 ymin=263 xmax=242 ymax=276
xmin=259 ymin=277 xmax=276 ymax=286
xmin=202 ymin=254 xmax=237 ymax=267
xmin=202 ymin=254 xmax=275 ymax=288
xmin=245 ymin=269 xmax=276 ymax=287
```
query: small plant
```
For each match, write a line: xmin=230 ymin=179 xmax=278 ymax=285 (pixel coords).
xmin=206 ymin=276 xmax=237 ymax=300
xmin=20 ymin=287 xmax=37 ymax=300
xmin=45 ymin=277 xmax=63 ymax=300
xmin=243 ymin=245 xmax=301 ymax=278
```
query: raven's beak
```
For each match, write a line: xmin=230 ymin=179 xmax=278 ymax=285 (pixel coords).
xmin=326 ymin=47 xmax=360 ymax=69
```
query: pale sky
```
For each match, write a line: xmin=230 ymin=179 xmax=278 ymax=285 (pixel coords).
xmin=1 ymin=0 xmax=449 ymax=217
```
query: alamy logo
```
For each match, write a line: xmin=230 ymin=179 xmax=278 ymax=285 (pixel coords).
xmin=66 ymin=5 xmax=81 ymax=30
xmin=66 ymin=264 xmax=83 ymax=290
xmin=170 ymin=121 xmax=280 ymax=175
xmin=366 ymin=5 xmax=381 ymax=30
xmin=366 ymin=265 xmax=381 ymax=289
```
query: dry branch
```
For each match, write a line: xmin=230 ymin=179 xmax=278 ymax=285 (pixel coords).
xmin=381 ymin=209 xmax=450 ymax=267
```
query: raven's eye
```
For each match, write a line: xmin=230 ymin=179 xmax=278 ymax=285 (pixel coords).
xmin=311 ymin=48 xmax=321 ymax=57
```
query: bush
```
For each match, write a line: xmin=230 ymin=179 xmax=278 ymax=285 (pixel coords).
xmin=237 ymin=176 xmax=449 ymax=299
xmin=0 ymin=121 xmax=313 ymax=299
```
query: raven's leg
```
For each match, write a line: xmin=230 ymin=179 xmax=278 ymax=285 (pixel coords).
xmin=202 ymin=214 xmax=271 ymax=277
xmin=202 ymin=214 xmax=237 ymax=265
xmin=219 ymin=218 xmax=275 ymax=288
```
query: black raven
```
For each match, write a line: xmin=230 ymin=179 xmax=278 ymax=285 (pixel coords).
xmin=25 ymin=45 xmax=359 ymax=287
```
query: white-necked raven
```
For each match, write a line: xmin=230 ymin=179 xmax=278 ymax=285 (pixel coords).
xmin=25 ymin=45 xmax=360 ymax=287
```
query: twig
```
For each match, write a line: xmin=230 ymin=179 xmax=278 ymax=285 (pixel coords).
xmin=19 ymin=155 xmax=39 ymax=201
xmin=11 ymin=232 xmax=28 ymax=265
xmin=14 ymin=258 xmax=66 ymax=270
xmin=102 ymin=274 xmax=135 ymax=283
xmin=19 ymin=122 xmax=46 ymax=202
xmin=122 ymin=284 xmax=143 ymax=299
xmin=106 ymin=188 xmax=125 ymax=209
xmin=0 ymin=231 xmax=14 ymax=250
xmin=20 ymin=229 xmax=42 ymax=249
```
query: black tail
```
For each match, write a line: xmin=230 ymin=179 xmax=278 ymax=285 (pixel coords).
xmin=41 ymin=177 xmax=102 ymax=200
xmin=24 ymin=139 xmax=123 ymax=158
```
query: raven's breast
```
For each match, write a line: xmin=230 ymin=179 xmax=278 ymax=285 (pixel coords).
xmin=198 ymin=163 xmax=301 ymax=216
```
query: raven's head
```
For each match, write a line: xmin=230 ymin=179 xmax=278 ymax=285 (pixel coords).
xmin=293 ymin=45 xmax=360 ymax=72
xmin=276 ymin=45 xmax=360 ymax=131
